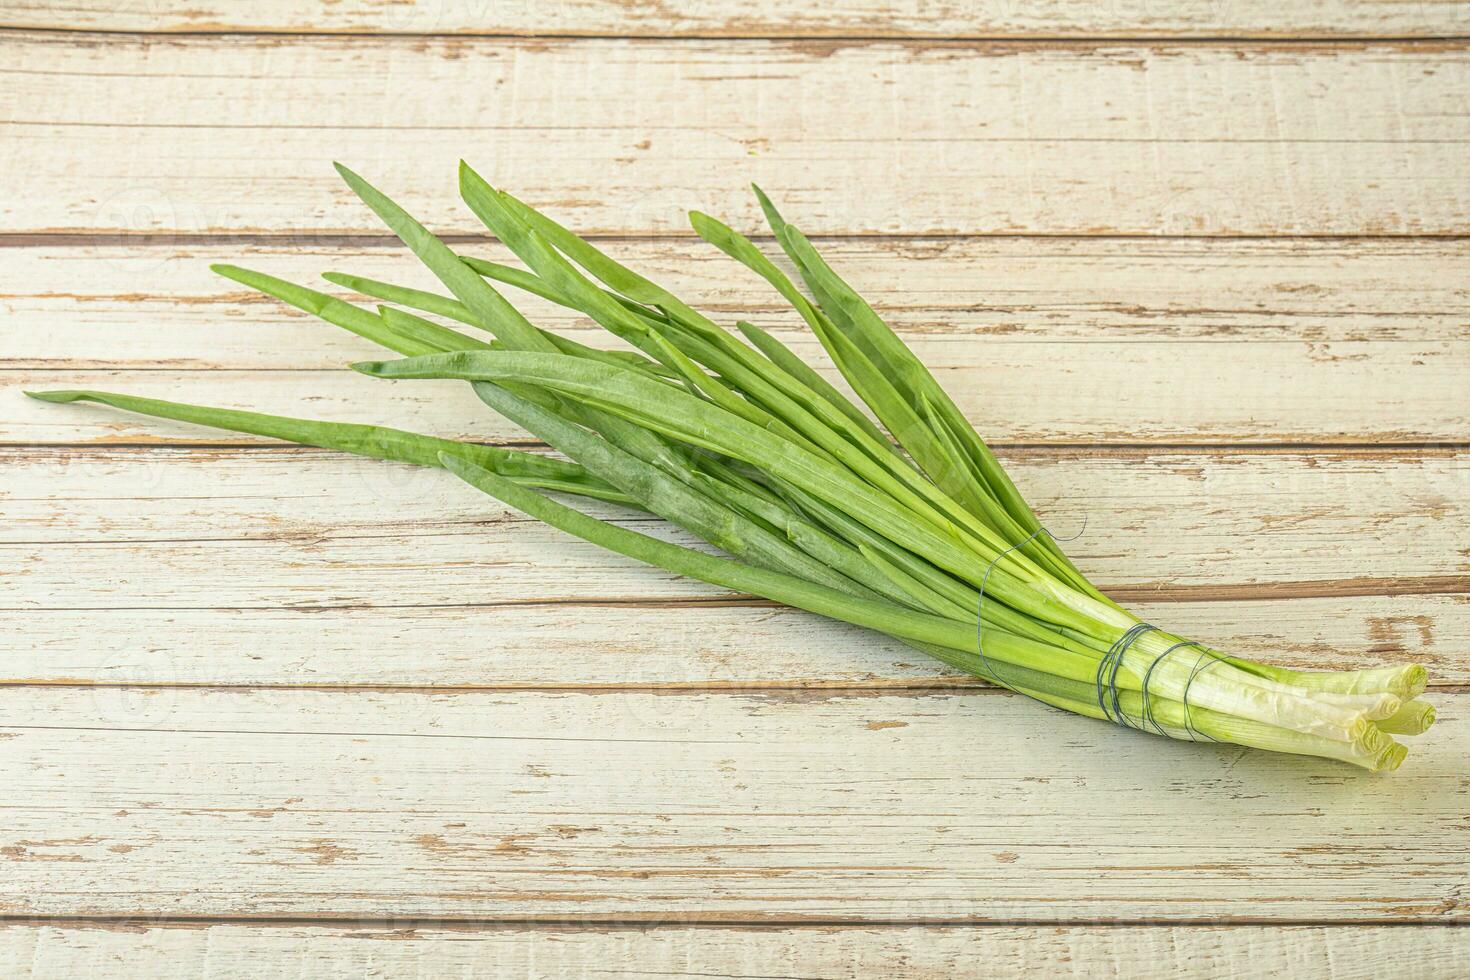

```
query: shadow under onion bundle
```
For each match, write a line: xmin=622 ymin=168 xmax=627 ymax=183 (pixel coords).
xmin=29 ymin=164 xmax=1435 ymax=771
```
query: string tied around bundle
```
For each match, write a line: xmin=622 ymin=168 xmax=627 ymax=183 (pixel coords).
xmin=975 ymin=523 xmax=1227 ymax=742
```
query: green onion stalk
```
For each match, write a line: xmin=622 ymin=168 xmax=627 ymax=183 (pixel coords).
xmin=28 ymin=163 xmax=1434 ymax=771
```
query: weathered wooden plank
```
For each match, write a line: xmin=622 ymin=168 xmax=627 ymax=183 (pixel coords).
xmin=3 ymin=447 xmax=1462 ymax=682
xmin=0 ymin=687 xmax=1462 ymax=920
xmin=10 ymin=239 xmax=1470 ymax=371
xmin=0 ymin=922 xmax=1465 ymax=979
xmin=6 ymin=0 xmax=1470 ymax=39
xmin=4 ymin=593 xmax=1462 ymax=688
xmin=3 ymin=446 xmax=1462 ymax=595
xmin=4 ymin=34 xmax=1468 ymax=236
xmin=9 ymin=335 xmax=1466 ymax=445
xmin=8 ymin=237 xmax=1467 ymax=444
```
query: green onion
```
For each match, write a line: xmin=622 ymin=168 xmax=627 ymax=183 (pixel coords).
xmin=27 ymin=163 xmax=1433 ymax=772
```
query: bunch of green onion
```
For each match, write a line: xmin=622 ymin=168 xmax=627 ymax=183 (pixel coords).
xmin=29 ymin=163 xmax=1435 ymax=771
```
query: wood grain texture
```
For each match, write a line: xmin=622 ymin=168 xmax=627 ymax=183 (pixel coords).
xmin=11 ymin=353 xmax=1465 ymax=445
xmin=0 ymin=686 xmax=1462 ymax=921
xmin=5 ymin=592 xmax=1464 ymax=689
xmin=12 ymin=238 xmax=1470 ymax=369
xmin=3 ymin=447 xmax=1464 ymax=684
xmin=4 ymin=0 xmax=1469 ymax=39
xmin=2 ymin=444 xmax=1463 ymax=620
xmin=4 ymin=33 xmax=1469 ymax=237
xmin=8 ymin=237 xmax=1468 ymax=445
xmin=1 ymin=923 xmax=1466 ymax=979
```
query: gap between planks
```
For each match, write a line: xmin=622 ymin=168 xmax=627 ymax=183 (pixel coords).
xmin=3 ymin=914 xmax=1469 ymax=928
xmin=6 ymin=0 xmax=1470 ymax=41
xmin=9 ymin=233 xmax=1470 ymax=248
xmin=1 ymin=578 xmax=1465 ymax=604
xmin=5 ymin=25 xmax=1470 ymax=46
xmin=1 ymin=681 xmax=1467 ymax=695
xmin=4 ymin=442 xmax=1466 ymax=453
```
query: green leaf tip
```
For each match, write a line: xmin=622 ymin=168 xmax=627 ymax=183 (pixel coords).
xmin=333 ymin=162 xmax=385 ymax=211
xmin=349 ymin=360 xmax=391 ymax=376
xmin=687 ymin=210 xmax=722 ymax=236
xmin=211 ymin=263 xmax=271 ymax=289
xmin=750 ymin=184 xmax=791 ymax=241
xmin=24 ymin=389 xmax=85 ymax=403
xmin=458 ymin=159 xmax=497 ymax=196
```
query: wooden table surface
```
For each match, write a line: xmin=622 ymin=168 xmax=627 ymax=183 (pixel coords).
xmin=2 ymin=2 xmax=1468 ymax=976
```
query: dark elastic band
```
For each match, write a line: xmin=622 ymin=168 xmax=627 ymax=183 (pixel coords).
xmin=1096 ymin=623 xmax=1159 ymax=725
xmin=1105 ymin=634 xmax=1227 ymax=742
xmin=973 ymin=520 xmax=1224 ymax=742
